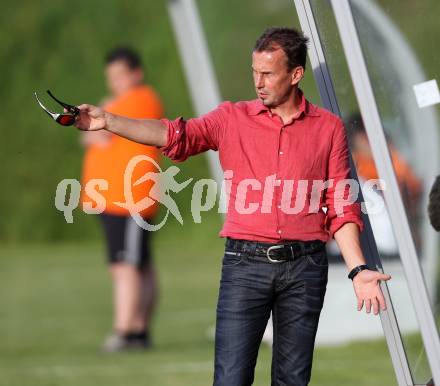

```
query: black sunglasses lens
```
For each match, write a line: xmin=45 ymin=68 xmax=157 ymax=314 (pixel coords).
xmin=57 ymin=114 xmax=76 ymax=126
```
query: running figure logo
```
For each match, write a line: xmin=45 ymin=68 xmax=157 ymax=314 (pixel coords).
xmin=115 ymin=155 xmax=193 ymax=231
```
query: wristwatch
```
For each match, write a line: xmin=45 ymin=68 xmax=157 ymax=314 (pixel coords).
xmin=348 ymin=264 xmax=369 ymax=280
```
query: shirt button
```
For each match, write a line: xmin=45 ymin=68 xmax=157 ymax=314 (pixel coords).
xmin=176 ymin=130 xmax=180 ymax=134
xmin=279 ymin=151 xmax=283 ymax=155
xmin=277 ymin=204 xmax=281 ymax=209
xmin=277 ymin=229 xmax=282 ymax=234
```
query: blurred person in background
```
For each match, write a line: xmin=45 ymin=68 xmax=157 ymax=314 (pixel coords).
xmin=347 ymin=114 xmax=423 ymax=254
xmin=81 ymin=47 xmax=163 ymax=352
xmin=427 ymin=174 xmax=440 ymax=351
xmin=347 ymin=114 xmax=423 ymax=217
xmin=428 ymin=175 xmax=440 ymax=232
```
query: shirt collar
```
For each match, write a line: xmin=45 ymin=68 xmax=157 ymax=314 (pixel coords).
xmin=247 ymin=88 xmax=320 ymax=118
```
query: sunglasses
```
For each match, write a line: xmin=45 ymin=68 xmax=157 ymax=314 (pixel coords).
xmin=34 ymin=90 xmax=80 ymax=126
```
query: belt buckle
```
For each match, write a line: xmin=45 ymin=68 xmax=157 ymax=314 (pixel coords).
xmin=266 ymin=245 xmax=285 ymax=263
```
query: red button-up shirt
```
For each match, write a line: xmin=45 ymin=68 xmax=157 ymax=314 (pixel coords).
xmin=160 ymin=90 xmax=363 ymax=243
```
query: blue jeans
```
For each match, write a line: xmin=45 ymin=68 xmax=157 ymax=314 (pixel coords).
xmin=213 ymin=242 xmax=328 ymax=386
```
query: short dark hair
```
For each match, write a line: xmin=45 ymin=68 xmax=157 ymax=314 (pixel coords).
xmin=254 ymin=27 xmax=309 ymax=71
xmin=345 ymin=113 xmax=365 ymax=135
xmin=105 ymin=46 xmax=142 ymax=69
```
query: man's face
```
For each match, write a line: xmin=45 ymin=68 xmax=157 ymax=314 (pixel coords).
xmin=105 ymin=60 xmax=143 ymax=97
xmin=252 ymin=48 xmax=303 ymax=108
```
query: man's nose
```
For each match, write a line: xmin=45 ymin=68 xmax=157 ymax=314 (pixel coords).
xmin=255 ymin=74 xmax=264 ymax=88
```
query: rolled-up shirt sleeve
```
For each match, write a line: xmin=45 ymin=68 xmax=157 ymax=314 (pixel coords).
xmin=325 ymin=119 xmax=364 ymax=238
xmin=159 ymin=102 xmax=229 ymax=162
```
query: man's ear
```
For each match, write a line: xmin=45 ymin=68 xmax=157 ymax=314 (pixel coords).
xmin=291 ymin=66 xmax=305 ymax=86
xmin=134 ymin=68 xmax=144 ymax=84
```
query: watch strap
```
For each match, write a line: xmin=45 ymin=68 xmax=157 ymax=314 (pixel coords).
xmin=348 ymin=264 xmax=369 ymax=280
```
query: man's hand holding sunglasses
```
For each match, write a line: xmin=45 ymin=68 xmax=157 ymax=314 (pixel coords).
xmin=73 ymin=104 xmax=168 ymax=147
xmin=34 ymin=90 xmax=165 ymax=146
xmin=74 ymin=104 xmax=108 ymax=131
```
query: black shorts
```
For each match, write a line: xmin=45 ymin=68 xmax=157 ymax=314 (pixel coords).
xmin=99 ymin=213 xmax=153 ymax=269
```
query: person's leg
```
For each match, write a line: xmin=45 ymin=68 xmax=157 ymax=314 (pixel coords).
xmin=110 ymin=262 xmax=143 ymax=334
xmin=213 ymin=250 xmax=274 ymax=386
xmin=100 ymin=214 xmax=152 ymax=350
xmin=135 ymin=263 xmax=158 ymax=333
xmin=131 ymin=229 xmax=158 ymax=336
xmin=271 ymin=249 xmax=328 ymax=386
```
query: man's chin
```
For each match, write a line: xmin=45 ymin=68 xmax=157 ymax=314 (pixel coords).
xmin=259 ymin=97 xmax=272 ymax=107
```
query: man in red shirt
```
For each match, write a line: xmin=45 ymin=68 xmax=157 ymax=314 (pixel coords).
xmin=75 ymin=27 xmax=391 ymax=386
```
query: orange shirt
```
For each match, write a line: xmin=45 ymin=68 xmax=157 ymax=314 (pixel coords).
xmin=81 ymin=85 xmax=163 ymax=217
xmin=353 ymin=147 xmax=422 ymax=196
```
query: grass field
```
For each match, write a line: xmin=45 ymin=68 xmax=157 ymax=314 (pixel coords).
xmin=0 ymin=231 xmax=398 ymax=386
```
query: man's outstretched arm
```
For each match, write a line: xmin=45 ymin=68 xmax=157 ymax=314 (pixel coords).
xmin=74 ymin=104 xmax=168 ymax=147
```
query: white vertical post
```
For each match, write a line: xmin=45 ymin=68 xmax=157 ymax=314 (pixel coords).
xmin=294 ymin=1 xmax=413 ymax=384
xmin=331 ymin=0 xmax=440 ymax=383
xmin=166 ymin=0 xmax=224 ymax=186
